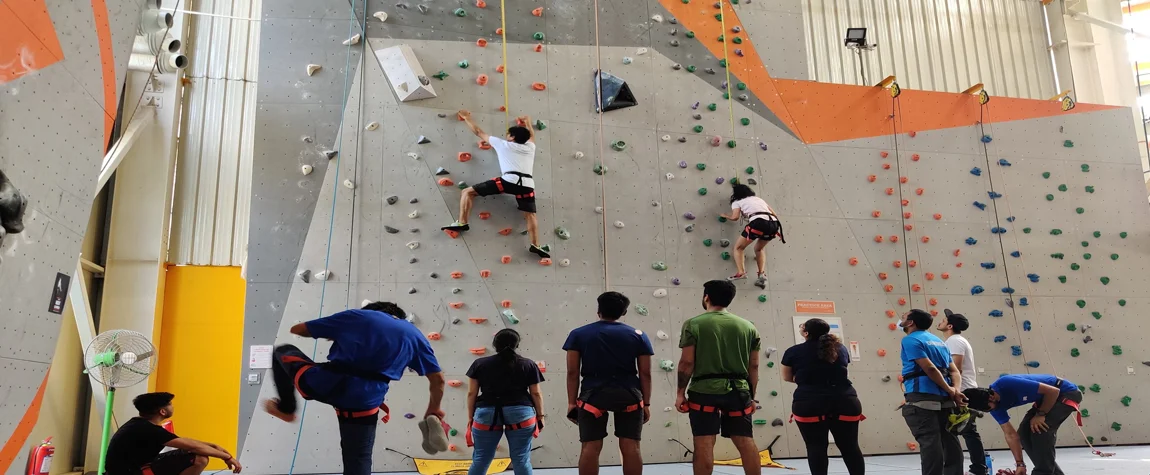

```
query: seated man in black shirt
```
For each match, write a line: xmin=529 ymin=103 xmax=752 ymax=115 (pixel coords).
xmin=105 ymin=392 xmax=241 ymax=475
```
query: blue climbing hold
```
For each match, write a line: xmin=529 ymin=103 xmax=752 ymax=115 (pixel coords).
xmin=1011 ymin=345 xmax=1022 ymax=356
xmin=989 ymin=310 xmax=1004 ymax=317
xmin=970 ymin=167 xmax=982 ymax=177
xmin=998 ymin=159 xmax=1012 ymax=167
xmin=1006 ymin=216 xmax=1016 ymax=222
xmin=994 ymin=335 xmax=1007 ymax=343
xmin=991 ymin=227 xmax=1006 ymax=234
xmin=981 ymin=135 xmax=993 ymax=143
xmin=1002 ymin=287 xmax=1015 ymax=294
xmin=1019 ymin=297 xmax=1029 ymax=306
xmin=980 ymin=262 xmax=996 ymax=269
xmin=1026 ymin=273 xmax=1039 ymax=283
xmin=966 ymin=237 xmax=978 ymax=245
xmin=973 ymin=201 xmax=987 ymax=210
xmin=1023 ymin=320 xmax=1032 ymax=331
xmin=1025 ymin=361 xmax=1040 ymax=368
xmin=971 ymin=285 xmax=985 ymax=295
xmin=988 ymin=191 xmax=1002 ymax=199
xmin=1011 ymin=251 xmax=1021 ymax=258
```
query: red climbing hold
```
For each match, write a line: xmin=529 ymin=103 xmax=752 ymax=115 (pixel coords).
xmin=890 ymin=235 xmax=899 ymax=243
xmin=469 ymin=317 xmax=488 ymax=324
xmin=533 ymin=44 xmax=544 ymax=52
xmin=480 ymin=269 xmax=491 ymax=278
xmin=867 ymin=174 xmax=877 ymax=182
xmin=500 ymin=255 xmax=512 ymax=264
xmin=889 ymin=322 xmax=899 ymax=331
xmin=900 ymin=176 xmax=909 ymax=184
xmin=903 ymin=212 xmax=912 ymax=219
xmin=893 ymin=260 xmax=903 ymax=268
xmin=849 ymin=257 xmax=859 ymax=266
xmin=478 ymin=140 xmax=492 ymax=150
xmin=496 ymin=65 xmax=505 ymax=73
xmin=925 ymin=272 xmax=935 ymax=280
xmin=450 ymin=302 xmax=465 ymax=309
xmin=909 ymin=260 xmax=917 ymax=268
xmin=898 ymin=297 xmax=907 ymax=306
xmin=901 ymin=199 xmax=909 ymax=206
xmin=874 ymin=235 xmax=884 ymax=243
xmin=444 ymin=229 xmax=461 ymax=239
xmin=885 ymin=188 xmax=895 ymax=195
xmin=479 ymin=212 xmax=491 ymax=220
xmin=496 ymin=27 xmax=503 ymax=35
xmin=476 ymin=0 xmax=487 ymax=7
xmin=501 ymin=300 xmax=512 ymax=308
xmin=451 ymin=271 xmax=465 ymax=279
xmin=941 ymin=273 xmax=950 ymax=279
xmin=884 ymin=284 xmax=894 ymax=292
xmin=438 ymin=178 xmax=455 ymax=186
xmin=921 ymin=236 xmax=930 ymax=243
xmin=912 ymin=154 xmax=920 ymax=162
xmin=915 ymin=188 xmax=924 ymax=195
xmin=498 ymin=106 xmax=507 ymax=112
xmin=933 ymin=213 xmax=942 ymax=220
xmin=477 ymin=38 xmax=488 ymax=47
xmin=929 ymin=310 xmax=938 ymax=316
xmin=904 ymin=224 xmax=913 ymax=231
xmin=882 ymin=163 xmax=891 ymax=170
xmin=929 ymin=298 xmax=938 ymax=306
xmin=885 ymin=310 xmax=896 ymax=318
xmin=878 ymin=272 xmax=888 ymax=280
xmin=459 ymin=152 xmax=474 ymax=162
xmin=448 ymin=380 xmax=463 ymax=387
xmin=539 ymin=258 xmax=553 ymax=266
xmin=470 ymin=348 xmax=487 ymax=355
xmin=531 ymin=7 xmax=543 ymax=16
xmin=872 ymin=210 xmax=881 ymax=218
xmin=476 ymin=75 xmax=488 ymax=86
xmin=428 ymin=332 xmax=442 ymax=341
xmin=880 ymin=151 xmax=889 ymax=158
xmin=498 ymin=228 xmax=513 ymax=235
xmin=955 ymin=262 xmax=963 ymax=268
xmin=909 ymin=131 xmax=917 ymax=138
xmin=877 ymin=349 xmax=887 ymax=357
xmin=912 ymin=284 xmax=921 ymax=292
xmin=953 ymin=249 xmax=961 ymax=256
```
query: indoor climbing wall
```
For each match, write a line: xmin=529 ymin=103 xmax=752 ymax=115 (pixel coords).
xmin=241 ymin=0 xmax=1150 ymax=471
xmin=0 ymin=1 xmax=147 ymax=473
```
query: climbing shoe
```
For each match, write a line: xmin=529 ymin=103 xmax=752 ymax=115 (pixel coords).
xmin=754 ymin=274 xmax=767 ymax=289
xmin=441 ymin=221 xmax=470 ymax=232
xmin=530 ymin=244 xmax=551 ymax=259
xmin=418 ymin=415 xmax=450 ymax=455
xmin=728 ymin=272 xmax=747 ymax=281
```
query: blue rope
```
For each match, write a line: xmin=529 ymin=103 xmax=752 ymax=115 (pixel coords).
xmin=286 ymin=3 xmax=363 ymax=473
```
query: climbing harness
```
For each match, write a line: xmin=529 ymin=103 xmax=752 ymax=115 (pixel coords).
xmin=789 ymin=413 xmax=866 ymax=424
xmin=492 ymin=176 xmax=534 ymax=200
xmin=465 ymin=408 xmax=540 ymax=447
xmin=678 ymin=373 xmax=755 ymax=415
xmin=899 ymin=367 xmax=952 ymax=394
xmin=280 ymin=355 xmax=394 ymax=423
xmin=575 ymin=399 xmax=645 ymax=418
xmin=745 ymin=212 xmax=786 ymax=243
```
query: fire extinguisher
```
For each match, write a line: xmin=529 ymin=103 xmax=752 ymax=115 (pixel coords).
xmin=25 ymin=437 xmax=53 ymax=475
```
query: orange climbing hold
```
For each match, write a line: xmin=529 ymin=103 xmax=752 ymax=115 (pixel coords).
xmin=953 ymin=249 xmax=961 ymax=257
xmin=459 ymin=151 xmax=474 ymax=161
xmin=498 ymin=228 xmax=513 ymax=235
xmin=448 ymin=444 xmax=458 ymax=452
xmin=450 ymin=302 xmax=465 ymax=309
xmin=877 ymin=349 xmax=887 ymax=357
xmin=476 ymin=0 xmax=486 ymax=6
xmin=427 ymin=332 xmax=442 ymax=341
xmin=893 ymin=260 xmax=903 ymax=268
xmin=539 ymin=258 xmax=553 ymax=266
xmin=871 ymin=210 xmax=881 ymax=218
xmin=900 ymin=176 xmax=909 ymax=184
xmin=469 ymin=317 xmax=488 ymax=324
xmin=884 ymin=284 xmax=894 ymax=292
xmin=501 ymin=300 xmax=512 ymax=308
xmin=531 ymin=7 xmax=543 ymax=16
xmin=901 ymin=199 xmax=909 ymax=206
xmin=925 ymin=272 xmax=935 ymax=280
xmin=533 ymin=44 xmax=544 ymax=52
xmin=867 ymin=175 xmax=877 ymax=182
xmin=878 ymin=272 xmax=888 ymax=280
xmin=874 ymin=235 xmax=884 ymax=243
xmin=933 ymin=213 xmax=942 ymax=220
xmin=501 ymin=255 xmax=512 ymax=264
xmin=444 ymin=229 xmax=461 ymax=239
xmin=955 ymin=262 xmax=963 ymax=268
xmin=496 ymin=65 xmax=505 ymax=73
xmin=903 ymin=212 xmax=912 ymax=219
xmin=907 ymin=442 xmax=918 ymax=451
xmin=909 ymin=131 xmax=917 ymax=138
xmin=451 ymin=271 xmax=465 ymax=279
xmin=911 ymin=284 xmax=921 ymax=292
xmin=912 ymin=154 xmax=921 ymax=161
xmin=479 ymin=212 xmax=491 ymax=220
xmin=448 ymin=380 xmax=463 ymax=387
xmin=886 ymin=310 xmax=896 ymax=318
xmin=898 ymin=297 xmax=907 ymax=306
xmin=908 ymin=260 xmax=917 ymax=268
xmin=438 ymin=178 xmax=455 ymax=186
xmin=904 ymin=224 xmax=913 ymax=231
xmin=890 ymin=235 xmax=899 ymax=243
xmin=929 ymin=298 xmax=938 ymax=306
xmin=889 ymin=322 xmax=899 ymax=331
xmin=921 ymin=236 xmax=930 ymax=243
xmin=885 ymin=188 xmax=895 ymax=195
xmin=470 ymin=348 xmax=487 ymax=355
xmin=480 ymin=269 xmax=491 ymax=278
xmin=849 ymin=257 xmax=859 ymax=266
xmin=882 ymin=163 xmax=891 ymax=170
xmin=476 ymin=38 xmax=488 ymax=47
xmin=478 ymin=140 xmax=492 ymax=150
xmin=498 ymin=106 xmax=507 ymax=111
xmin=929 ymin=310 xmax=938 ymax=316
xmin=476 ymin=75 xmax=488 ymax=86
xmin=941 ymin=272 xmax=950 ymax=279
xmin=496 ymin=27 xmax=503 ymax=35
xmin=915 ymin=188 xmax=924 ymax=195
xmin=880 ymin=151 xmax=889 ymax=158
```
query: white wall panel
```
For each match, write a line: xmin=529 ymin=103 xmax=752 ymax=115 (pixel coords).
xmin=170 ymin=0 xmax=261 ymax=266
xmin=804 ymin=0 xmax=1056 ymax=99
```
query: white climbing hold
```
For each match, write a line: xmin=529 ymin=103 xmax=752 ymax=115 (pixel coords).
xmin=765 ymin=347 xmax=778 ymax=358
xmin=365 ymin=121 xmax=379 ymax=131
xmin=343 ymin=34 xmax=362 ymax=45
xmin=666 ymin=173 xmax=674 ymax=180
xmin=573 ymin=151 xmax=585 ymax=159
xmin=315 ymin=270 xmax=332 ymax=281
xmin=614 ymin=220 xmax=625 ymax=228
xmin=301 ymin=164 xmax=314 ymax=175
xmin=636 ymin=47 xmax=649 ymax=55
xmin=653 ymin=288 xmax=667 ymax=298
xmin=406 ymin=152 xmax=420 ymax=160
xmin=373 ymin=11 xmax=389 ymax=21
xmin=408 ymin=210 xmax=419 ymax=219
xmin=297 ymin=269 xmax=311 ymax=283
xmin=306 ymin=64 xmax=322 ymax=76
xmin=301 ymin=135 xmax=313 ymax=143
xmin=622 ymin=57 xmax=633 ymax=65
xmin=405 ymin=312 xmax=416 ymax=323
xmin=323 ymin=150 xmax=338 ymax=159
xmin=661 ymin=134 xmax=671 ymax=142
xmin=594 ymin=206 xmax=604 ymax=214
xmin=651 ymin=14 xmax=663 ymax=22
xmin=663 ymin=406 xmax=673 ymax=412
xmin=559 ymin=258 xmax=571 ymax=267
xmin=657 ymin=330 xmax=669 ymax=340
xmin=343 ymin=179 xmax=355 ymax=189
xmin=406 ymin=241 xmax=420 ymax=250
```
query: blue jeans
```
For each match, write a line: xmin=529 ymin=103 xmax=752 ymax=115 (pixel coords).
xmin=468 ymin=405 xmax=536 ymax=475
xmin=337 ymin=414 xmax=378 ymax=475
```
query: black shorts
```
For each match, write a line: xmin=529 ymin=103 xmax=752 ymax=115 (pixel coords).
xmin=687 ymin=390 xmax=755 ymax=438
xmin=141 ymin=449 xmax=196 ymax=475
xmin=741 ymin=218 xmax=780 ymax=241
xmin=576 ymin=387 xmax=645 ymax=442
xmin=473 ymin=177 xmax=536 ymax=213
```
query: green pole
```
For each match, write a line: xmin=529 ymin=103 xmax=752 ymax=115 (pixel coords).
xmin=97 ymin=388 xmax=116 ymax=475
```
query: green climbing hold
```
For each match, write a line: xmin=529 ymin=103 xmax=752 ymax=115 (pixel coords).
xmin=686 ymin=65 xmax=697 ymax=72
xmin=714 ymin=13 xmax=722 ymax=21
xmin=1085 ymin=185 xmax=1095 ymax=193
xmin=1058 ymin=184 xmax=1067 ymax=192
xmin=611 ymin=140 xmax=627 ymax=151
xmin=752 ymin=419 xmax=767 ymax=425
xmin=1093 ymin=231 xmax=1101 ymax=238
xmin=1076 ymin=299 xmax=1086 ymax=308
xmin=1081 ymin=164 xmax=1090 ymax=172
xmin=554 ymin=226 xmax=571 ymax=240
xmin=1045 ymin=194 xmax=1054 ymax=201
xmin=1042 ymin=171 xmax=1051 ymax=179
xmin=1090 ymin=383 xmax=1102 ymax=393
xmin=1023 ymin=227 xmax=1032 ymax=234
xmin=1112 ymin=422 xmax=1122 ymax=431
xmin=1120 ymin=231 xmax=1128 ymax=239
xmin=457 ymin=182 xmax=469 ymax=189
xmin=1119 ymin=299 xmax=1127 ymax=306
xmin=707 ymin=103 xmax=717 ymax=111
xmin=685 ymin=31 xmax=695 ymax=38
xmin=693 ymin=125 xmax=704 ymax=133
xmin=723 ymin=92 xmax=730 ymax=99
xmin=758 ymin=294 xmax=767 ymax=302
xmin=635 ymin=304 xmax=648 ymax=316
xmin=1070 ymin=348 xmax=1080 ymax=357
xmin=703 ymin=239 xmax=713 ymax=247
xmin=1101 ymin=276 xmax=1110 ymax=285
xmin=745 ymin=166 xmax=754 ymax=174
xmin=733 ymin=37 xmax=743 ymax=44
xmin=1050 ymin=229 xmax=1062 ymax=235
xmin=1075 ymin=207 xmax=1084 ymax=214
xmin=770 ymin=390 xmax=778 ymax=397
xmin=533 ymin=32 xmax=545 ymax=40
xmin=729 ymin=177 xmax=739 ymax=185
xmin=506 ymin=315 xmax=520 ymax=324
xmin=664 ymin=422 xmax=672 ymax=427
xmin=458 ymin=60 xmax=470 ymax=68
xmin=1070 ymin=263 xmax=1080 ymax=270
xmin=740 ymin=118 xmax=750 ymax=126
xmin=720 ymin=251 xmax=731 ymax=260
xmin=652 ymin=261 xmax=667 ymax=271
xmin=1122 ymin=396 xmax=1133 ymax=407
xmin=432 ymin=70 xmax=449 ymax=80
xmin=450 ymin=428 xmax=459 ymax=436
xmin=1063 ymin=140 xmax=1074 ymax=148
xmin=1082 ymin=409 xmax=1090 ymax=417
xmin=593 ymin=163 xmax=606 ymax=175
xmin=736 ymin=82 xmax=747 ymax=90
xmin=1083 ymin=253 xmax=1091 ymax=260
xmin=698 ymin=187 xmax=708 ymax=196
xmin=766 ymin=361 xmax=774 ymax=368
xmin=534 ymin=120 xmax=547 ymax=131
xmin=1050 ymin=253 xmax=1064 ymax=259
xmin=1067 ymin=323 xmax=1077 ymax=331
xmin=718 ymin=216 xmax=727 ymax=223
xmin=1087 ymin=436 xmax=1094 ymax=444
xmin=696 ymin=163 xmax=706 ymax=171
xmin=719 ymin=59 xmax=727 ymax=67
xmin=717 ymin=34 xmax=724 ymax=42
xmin=1081 ymin=241 xmax=1089 ymax=247
xmin=1092 ymin=311 xmax=1102 ymax=320
xmin=453 ymin=7 xmax=467 ymax=16
xmin=727 ymin=140 xmax=736 ymax=148
xmin=1058 ymin=275 xmax=1066 ymax=283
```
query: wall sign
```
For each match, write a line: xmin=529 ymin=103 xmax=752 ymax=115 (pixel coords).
xmin=48 ymin=272 xmax=70 ymax=314
xmin=795 ymin=300 xmax=835 ymax=314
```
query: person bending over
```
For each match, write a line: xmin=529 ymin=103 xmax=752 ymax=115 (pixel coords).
xmin=466 ymin=329 xmax=545 ymax=475
xmin=718 ymin=184 xmax=783 ymax=289
xmin=898 ymin=309 xmax=967 ymax=475
xmin=106 ymin=392 xmax=241 ymax=475
xmin=564 ymin=291 xmax=653 ymax=475
xmin=676 ymin=280 xmax=762 ymax=475
xmin=781 ymin=319 xmax=864 ymax=475
xmin=264 ymin=301 xmax=446 ymax=475
xmin=443 ymin=110 xmax=549 ymax=259
xmin=964 ymin=374 xmax=1083 ymax=475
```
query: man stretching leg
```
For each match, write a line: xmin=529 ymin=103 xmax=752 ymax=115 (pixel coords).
xmin=443 ymin=110 xmax=549 ymax=258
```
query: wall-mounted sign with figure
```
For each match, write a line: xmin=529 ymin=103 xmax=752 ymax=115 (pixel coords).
xmin=0 ymin=169 xmax=28 ymax=251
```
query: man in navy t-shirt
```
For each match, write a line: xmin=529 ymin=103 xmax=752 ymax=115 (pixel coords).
xmin=563 ymin=291 xmax=653 ymax=475
xmin=264 ymin=301 xmax=445 ymax=475
xmin=964 ymin=374 xmax=1083 ymax=475
xmin=898 ymin=309 xmax=966 ymax=475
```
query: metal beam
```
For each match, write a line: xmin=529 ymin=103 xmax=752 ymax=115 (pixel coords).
xmin=97 ymin=108 xmax=156 ymax=196
xmin=69 ymin=261 xmax=108 ymax=409
xmin=1066 ymin=9 xmax=1150 ymax=40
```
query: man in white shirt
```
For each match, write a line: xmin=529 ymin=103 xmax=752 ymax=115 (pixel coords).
xmin=938 ymin=309 xmax=986 ymax=475
xmin=443 ymin=110 xmax=549 ymax=258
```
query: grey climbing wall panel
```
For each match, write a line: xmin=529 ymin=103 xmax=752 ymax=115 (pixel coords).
xmin=243 ymin=0 xmax=1150 ymax=470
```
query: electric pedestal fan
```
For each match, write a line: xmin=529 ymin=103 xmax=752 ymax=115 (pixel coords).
xmin=83 ymin=330 xmax=157 ymax=475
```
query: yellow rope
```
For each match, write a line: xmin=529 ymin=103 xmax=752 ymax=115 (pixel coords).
xmin=718 ymin=0 xmax=736 ymax=146
xmin=499 ymin=0 xmax=510 ymax=124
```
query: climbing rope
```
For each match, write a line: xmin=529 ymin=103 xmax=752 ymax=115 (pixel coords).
xmin=498 ymin=0 xmax=510 ymax=124
xmin=285 ymin=4 xmax=366 ymax=474
xmin=717 ymin=0 xmax=737 ymax=144
xmin=592 ymin=0 xmax=612 ymax=289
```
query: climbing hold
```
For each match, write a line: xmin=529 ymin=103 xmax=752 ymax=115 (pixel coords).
xmin=456 ymin=182 xmax=468 ymax=189
xmin=613 ymin=221 xmax=625 ymax=229
xmin=539 ymin=258 xmax=553 ymax=266
xmin=1083 ymin=253 xmax=1091 ymax=260
xmin=912 ymin=154 xmax=921 ymax=162
xmin=885 ymin=188 xmax=895 ymax=196
xmin=554 ymin=227 xmax=571 ymax=240
xmin=1025 ymin=361 xmax=1040 ymax=368
xmin=479 ymin=270 xmax=491 ymax=278
xmin=533 ymin=32 xmax=545 ymax=40
xmin=980 ymin=262 xmax=996 ymax=269
xmin=739 ymin=118 xmax=750 ymax=126
xmin=971 ymin=286 xmax=985 ymax=295
xmin=719 ymin=239 xmax=730 ymax=248
xmin=1119 ymin=298 xmax=1127 ymax=306
xmin=531 ymin=82 xmax=547 ymax=91
xmin=981 ymin=135 xmax=992 ymax=143
xmin=991 ymin=227 xmax=1006 ymax=234
xmin=611 ymin=140 xmax=627 ymax=151
xmin=306 ymin=64 xmax=322 ymax=76
xmin=593 ymin=163 xmax=607 ymax=175
xmin=916 ymin=188 xmax=924 ymax=195
xmin=994 ymin=336 xmax=1007 ymax=343
xmin=706 ymin=103 xmax=717 ymax=111
xmin=998 ymin=159 xmax=1011 ymax=167
xmin=652 ymin=261 xmax=667 ymax=271
xmin=450 ymin=271 xmax=463 ymax=279
xmin=692 ymin=125 xmax=704 ymax=133
xmin=533 ymin=44 xmax=544 ymax=52
xmin=417 ymin=135 xmax=432 ymax=145
xmin=622 ymin=57 xmax=633 ymax=65
xmin=1081 ymin=164 xmax=1090 ymax=172
xmin=697 ymin=188 xmax=707 ymax=195
xmin=384 ymin=226 xmax=400 ymax=234
xmin=1121 ymin=231 xmax=1128 ymax=238
xmin=498 ymin=228 xmax=513 ymax=236
xmin=987 ymin=191 xmax=1001 ymax=199
xmin=457 ymin=59 xmax=470 ymax=69
xmin=300 ymin=164 xmax=314 ymax=176
xmin=970 ymin=167 xmax=982 ymax=176
xmin=1076 ymin=207 xmax=1084 ymax=214
xmin=965 ymin=237 xmax=978 ymax=245
xmin=720 ymin=252 xmax=731 ymax=260
xmin=373 ymin=11 xmax=389 ymax=21
xmin=973 ymin=201 xmax=987 ymax=210
xmin=1050 ymin=229 xmax=1062 ymax=235
xmin=449 ymin=302 xmax=465 ymax=309
xmin=1027 ymin=274 xmax=1039 ymax=283
xmin=1101 ymin=276 xmax=1110 ymax=285
xmin=532 ymin=6 xmax=543 ymax=16
xmin=989 ymin=310 xmax=1003 ymax=317
xmin=458 ymin=151 xmax=474 ymax=163
xmin=685 ymin=65 xmax=697 ymax=72
xmin=715 ymin=177 xmax=725 ymax=185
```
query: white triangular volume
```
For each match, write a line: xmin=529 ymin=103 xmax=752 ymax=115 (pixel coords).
xmin=374 ymin=44 xmax=438 ymax=102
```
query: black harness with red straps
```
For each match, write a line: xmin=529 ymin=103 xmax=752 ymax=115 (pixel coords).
xmin=280 ymin=355 xmax=393 ymax=422
xmin=494 ymin=171 xmax=535 ymax=199
xmin=746 ymin=212 xmax=786 ymax=243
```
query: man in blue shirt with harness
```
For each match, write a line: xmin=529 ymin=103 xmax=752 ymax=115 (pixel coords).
xmin=443 ymin=110 xmax=549 ymax=259
xmin=899 ymin=309 xmax=967 ymax=475
xmin=964 ymin=374 xmax=1084 ymax=475
xmin=263 ymin=301 xmax=446 ymax=475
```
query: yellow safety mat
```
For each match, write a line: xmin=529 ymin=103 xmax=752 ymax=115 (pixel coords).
xmin=714 ymin=450 xmax=792 ymax=470
xmin=413 ymin=457 xmax=512 ymax=475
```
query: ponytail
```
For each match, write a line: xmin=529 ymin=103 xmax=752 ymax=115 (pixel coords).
xmin=493 ymin=328 xmax=521 ymax=367
xmin=817 ymin=333 xmax=841 ymax=363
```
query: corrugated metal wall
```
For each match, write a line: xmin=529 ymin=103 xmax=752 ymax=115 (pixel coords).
xmin=170 ymin=0 xmax=260 ymax=266
xmin=804 ymin=0 xmax=1057 ymax=100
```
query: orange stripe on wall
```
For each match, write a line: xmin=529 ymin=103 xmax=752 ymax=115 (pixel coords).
xmin=0 ymin=372 xmax=50 ymax=474
xmin=0 ymin=0 xmax=65 ymax=83
xmin=91 ymin=0 xmax=119 ymax=147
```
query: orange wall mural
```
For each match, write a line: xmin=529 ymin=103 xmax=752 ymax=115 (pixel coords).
xmin=0 ymin=0 xmax=64 ymax=84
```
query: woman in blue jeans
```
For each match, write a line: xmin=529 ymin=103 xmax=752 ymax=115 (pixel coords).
xmin=466 ymin=329 xmax=546 ymax=475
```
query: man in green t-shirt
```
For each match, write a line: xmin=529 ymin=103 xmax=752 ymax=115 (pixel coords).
xmin=675 ymin=280 xmax=762 ymax=475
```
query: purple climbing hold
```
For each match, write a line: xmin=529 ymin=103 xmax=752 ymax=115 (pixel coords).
xmin=691 ymin=101 xmax=700 ymax=110
xmin=735 ymin=49 xmax=744 ymax=57
xmin=683 ymin=212 xmax=696 ymax=220
xmin=759 ymin=142 xmax=767 ymax=150
xmin=679 ymin=160 xmax=688 ymax=168
xmin=715 ymin=177 xmax=725 ymax=184
xmin=721 ymin=81 xmax=728 ymax=90
xmin=672 ymin=277 xmax=681 ymax=285
xmin=404 ymin=413 xmax=416 ymax=419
